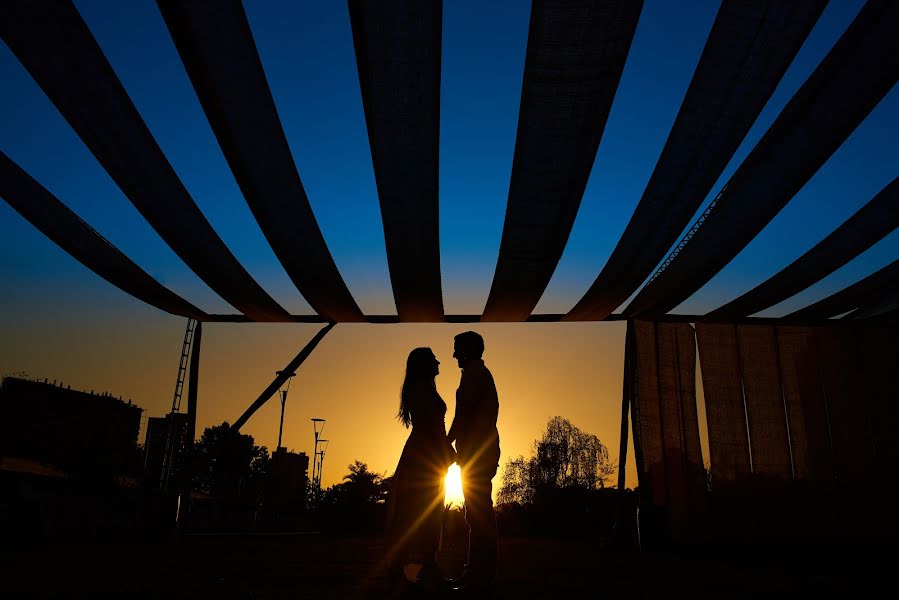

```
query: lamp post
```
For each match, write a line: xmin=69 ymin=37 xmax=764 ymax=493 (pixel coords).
xmin=316 ymin=439 xmax=329 ymax=493
xmin=311 ymin=418 xmax=326 ymax=493
xmin=276 ymin=370 xmax=296 ymax=450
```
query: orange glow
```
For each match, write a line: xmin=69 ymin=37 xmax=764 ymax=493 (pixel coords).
xmin=444 ymin=463 xmax=464 ymax=507
xmin=1 ymin=318 xmax=639 ymax=492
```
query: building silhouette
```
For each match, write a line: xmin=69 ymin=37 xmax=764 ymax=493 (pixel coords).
xmin=0 ymin=376 xmax=141 ymax=477
xmin=142 ymin=412 xmax=190 ymax=489
xmin=265 ymin=447 xmax=309 ymax=513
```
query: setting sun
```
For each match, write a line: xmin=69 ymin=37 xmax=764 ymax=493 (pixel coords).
xmin=444 ymin=464 xmax=465 ymax=507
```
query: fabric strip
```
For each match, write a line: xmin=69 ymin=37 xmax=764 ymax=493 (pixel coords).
xmin=0 ymin=1 xmax=290 ymax=321
xmin=158 ymin=0 xmax=364 ymax=322
xmin=483 ymin=0 xmax=643 ymax=321
xmin=627 ymin=1 xmax=899 ymax=317
xmin=567 ymin=0 xmax=825 ymax=321
xmin=349 ymin=0 xmax=444 ymax=321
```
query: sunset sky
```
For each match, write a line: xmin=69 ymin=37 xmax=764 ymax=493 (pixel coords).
xmin=2 ymin=0 xmax=897 ymax=489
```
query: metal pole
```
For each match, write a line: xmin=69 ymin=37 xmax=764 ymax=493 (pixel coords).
xmin=313 ymin=450 xmax=319 ymax=492
xmin=613 ymin=321 xmax=634 ymax=548
xmin=311 ymin=418 xmax=325 ymax=494
xmin=277 ymin=390 xmax=286 ymax=449
xmin=233 ymin=323 xmax=334 ymax=431
xmin=318 ymin=440 xmax=329 ymax=492
xmin=275 ymin=371 xmax=295 ymax=450
xmin=312 ymin=430 xmax=319 ymax=489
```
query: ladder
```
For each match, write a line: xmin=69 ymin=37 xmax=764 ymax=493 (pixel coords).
xmin=171 ymin=318 xmax=197 ymax=413
xmin=160 ymin=318 xmax=197 ymax=489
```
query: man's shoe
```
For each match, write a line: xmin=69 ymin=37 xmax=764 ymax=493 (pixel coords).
xmin=446 ymin=569 xmax=471 ymax=588
xmin=448 ymin=577 xmax=494 ymax=596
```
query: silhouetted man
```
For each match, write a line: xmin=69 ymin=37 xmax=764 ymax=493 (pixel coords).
xmin=447 ymin=331 xmax=500 ymax=590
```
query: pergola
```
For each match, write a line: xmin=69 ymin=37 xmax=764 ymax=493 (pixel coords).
xmin=2 ymin=0 xmax=897 ymax=542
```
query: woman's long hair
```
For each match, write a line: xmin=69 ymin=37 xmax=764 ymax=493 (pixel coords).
xmin=398 ymin=347 xmax=436 ymax=428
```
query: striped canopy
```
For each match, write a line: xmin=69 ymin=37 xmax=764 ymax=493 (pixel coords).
xmin=2 ymin=0 xmax=897 ymax=324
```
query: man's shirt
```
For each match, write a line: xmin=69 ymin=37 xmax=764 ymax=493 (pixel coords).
xmin=453 ymin=359 xmax=500 ymax=465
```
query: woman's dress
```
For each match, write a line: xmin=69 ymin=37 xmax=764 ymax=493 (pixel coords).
xmin=385 ymin=384 xmax=454 ymax=569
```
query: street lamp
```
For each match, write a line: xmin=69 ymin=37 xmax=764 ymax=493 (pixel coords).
xmin=316 ymin=439 xmax=329 ymax=493
xmin=276 ymin=370 xmax=296 ymax=450
xmin=311 ymin=418 xmax=326 ymax=492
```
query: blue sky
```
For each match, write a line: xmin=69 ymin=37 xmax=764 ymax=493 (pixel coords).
xmin=2 ymin=0 xmax=897 ymax=320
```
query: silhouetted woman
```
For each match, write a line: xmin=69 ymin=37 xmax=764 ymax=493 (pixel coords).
xmin=385 ymin=347 xmax=455 ymax=587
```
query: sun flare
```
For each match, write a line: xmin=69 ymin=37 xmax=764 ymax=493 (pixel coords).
xmin=444 ymin=464 xmax=465 ymax=507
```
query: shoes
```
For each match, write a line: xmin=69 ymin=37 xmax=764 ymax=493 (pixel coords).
xmin=447 ymin=569 xmax=494 ymax=595
xmin=448 ymin=578 xmax=494 ymax=596
xmin=445 ymin=568 xmax=471 ymax=588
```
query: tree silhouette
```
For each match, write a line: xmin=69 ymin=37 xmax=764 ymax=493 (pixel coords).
xmin=498 ymin=416 xmax=616 ymax=505
xmin=330 ymin=460 xmax=389 ymax=505
xmin=193 ymin=422 xmax=269 ymax=504
xmin=316 ymin=460 xmax=390 ymax=534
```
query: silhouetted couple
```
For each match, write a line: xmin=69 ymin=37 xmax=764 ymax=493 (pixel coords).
xmin=385 ymin=331 xmax=501 ymax=593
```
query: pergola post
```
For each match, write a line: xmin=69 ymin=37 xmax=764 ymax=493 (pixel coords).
xmin=612 ymin=321 xmax=635 ymax=547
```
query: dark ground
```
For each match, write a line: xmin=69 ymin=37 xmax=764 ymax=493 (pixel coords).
xmin=2 ymin=531 xmax=890 ymax=599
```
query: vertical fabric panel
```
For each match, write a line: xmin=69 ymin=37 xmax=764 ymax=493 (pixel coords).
xmin=695 ymin=324 xmax=751 ymax=483
xmin=816 ymin=328 xmax=872 ymax=482
xmin=656 ymin=323 xmax=704 ymax=505
xmin=655 ymin=322 xmax=685 ymax=508
xmin=856 ymin=327 xmax=899 ymax=466
xmin=630 ymin=320 xmax=704 ymax=543
xmin=776 ymin=326 xmax=832 ymax=480
xmin=674 ymin=324 xmax=703 ymax=474
xmin=737 ymin=325 xmax=792 ymax=479
xmin=856 ymin=326 xmax=899 ymax=534
xmin=632 ymin=320 xmax=666 ymax=506
xmin=617 ymin=322 xmax=633 ymax=496
xmin=658 ymin=322 xmax=705 ymax=540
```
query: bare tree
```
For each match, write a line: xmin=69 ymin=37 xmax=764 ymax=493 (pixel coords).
xmin=498 ymin=416 xmax=616 ymax=505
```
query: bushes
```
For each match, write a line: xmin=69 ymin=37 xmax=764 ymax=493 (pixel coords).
xmin=496 ymin=487 xmax=632 ymax=540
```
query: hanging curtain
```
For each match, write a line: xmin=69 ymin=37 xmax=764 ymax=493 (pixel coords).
xmin=815 ymin=327 xmax=871 ymax=483
xmin=694 ymin=323 xmax=751 ymax=483
xmin=627 ymin=320 xmax=705 ymax=543
xmin=630 ymin=321 xmax=897 ymax=542
xmin=775 ymin=326 xmax=831 ymax=481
